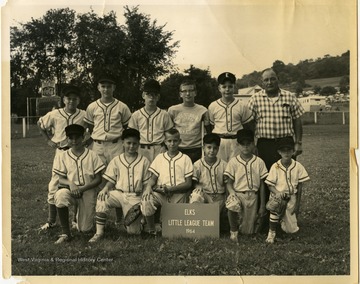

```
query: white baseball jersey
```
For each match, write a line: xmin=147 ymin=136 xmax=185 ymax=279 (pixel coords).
xmin=103 ymin=153 xmax=151 ymax=194
xmin=38 ymin=108 xmax=86 ymax=144
xmin=53 ymin=148 xmax=106 ymax=186
xmin=265 ymin=159 xmax=310 ymax=194
xmin=192 ymin=158 xmax=227 ymax=194
xmin=168 ymin=104 xmax=210 ymax=149
xmin=128 ymin=107 xmax=173 ymax=144
xmin=208 ymin=98 xmax=252 ymax=135
xmin=84 ymin=99 xmax=131 ymax=141
xmin=224 ymin=155 xmax=268 ymax=192
xmin=149 ymin=152 xmax=193 ymax=187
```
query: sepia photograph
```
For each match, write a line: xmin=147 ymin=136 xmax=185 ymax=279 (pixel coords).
xmin=2 ymin=0 xmax=357 ymax=283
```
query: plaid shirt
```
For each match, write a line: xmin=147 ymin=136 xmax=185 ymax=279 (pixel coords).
xmin=247 ymin=89 xmax=304 ymax=139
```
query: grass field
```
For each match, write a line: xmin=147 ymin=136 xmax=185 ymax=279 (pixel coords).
xmin=10 ymin=125 xmax=351 ymax=276
xmin=305 ymin=76 xmax=342 ymax=89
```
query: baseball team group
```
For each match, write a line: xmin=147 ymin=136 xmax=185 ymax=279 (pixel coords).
xmin=37 ymin=68 xmax=310 ymax=245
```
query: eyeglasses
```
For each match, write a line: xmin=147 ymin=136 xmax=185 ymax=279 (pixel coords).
xmin=180 ymin=89 xmax=195 ymax=94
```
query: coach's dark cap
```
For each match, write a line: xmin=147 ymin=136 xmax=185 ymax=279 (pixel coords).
xmin=143 ymin=79 xmax=160 ymax=93
xmin=65 ymin=124 xmax=85 ymax=137
xmin=98 ymin=73 xmax=116 ymax=84
xmin=237 ymin=129 xmax=254 ymax=144
xmin=217 ymin=72 xmax=236 ymax=84
xmin=277 ymin=137 xmax=295 ymax=150
xmin=121 ymin=128 xmax=140 ymax=141
xmin=62 ymin=85 xmax=81 ymax=97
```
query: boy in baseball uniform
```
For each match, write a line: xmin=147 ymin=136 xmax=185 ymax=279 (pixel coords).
xmin=208 ymin=72 xmax=253 ymax=162
xmin=38 ymin=85 xmax=86 ymax=230
xmin=168 ymin=78 xmax=211 ymax=163
xmin=84 ymin=73 xmax=132 ymax=225
xmin=189 ymin=133 xmax=227 ymax=213
xmin=88 ymin=129 xmax=151 ymax=242
xmin=128 ymin=79 xmax=173 ymax=163
xmin=141 ymin=128 xmax=193 ymax=237
xmin=53 ymin=124 xmax=106 ymax=244
xmin=265 ymin=137 xmax=310 ymax=244
xmin=224 ymin=129 xmax=268 ymax=242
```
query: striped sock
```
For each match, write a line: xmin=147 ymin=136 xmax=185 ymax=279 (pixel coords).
xmin=95 ymin=212 xmax=107 ymax=235
xmin=269 ymin=212 xmax=280 ymax=231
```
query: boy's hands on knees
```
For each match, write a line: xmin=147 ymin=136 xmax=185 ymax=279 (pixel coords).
xmin=70 ymin=183 xmax=82 ymax=199
xmin=97 ymin=188 xmax=109 ymax=201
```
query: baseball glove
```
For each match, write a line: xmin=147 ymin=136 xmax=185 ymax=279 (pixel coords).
xmin=266 ymin=195 xmax=289 ymax=216
xmin=124 ymin=203 xmax=141 ymax=226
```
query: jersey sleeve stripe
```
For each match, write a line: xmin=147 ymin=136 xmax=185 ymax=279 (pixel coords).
xmin=53 ymin=169 xmax=67 ymax=177
xmin=94 ymin=165 xmax=106 ymax=174
xmin=184 ymin=171 xmax=193 ymax=178
xmin=149 ymin=168 xmax=159 ymax=177
xmin=260 ymin=172 xmax=268 ymax=179
xmin=84 ymin=117 xmax=94 ymax=125
xmin=298 ymin=176 xmax=310 ymax=182
xmin=223 ymin=171 xmax=234 ymax=180
xmin=102 ymin=174 xmax=116 ymax=184
xmin=265 ymin=179 xmax=276 ymax=186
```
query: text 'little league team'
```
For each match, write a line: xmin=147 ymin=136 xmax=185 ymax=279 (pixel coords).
xmin=37 ymin=69 xmax=310 ymax=245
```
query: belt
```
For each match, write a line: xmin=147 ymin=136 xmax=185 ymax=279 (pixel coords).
xmin=140 ymin=143 xmax=161 ymax=149
xmin=93 ymin=138 xmax=119 ymax=144
xmin=217 ymin=134 xmax=237 ymax=139
xmin=258 ymin=136 xmax=293 ymax=142
xmin=116 ymin=189 xmax=141 ymax=196
xmin=237 ymin=190 xmax=258 ymax=194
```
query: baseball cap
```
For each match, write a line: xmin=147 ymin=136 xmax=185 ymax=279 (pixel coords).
xmin=217 ymin=72 xmax=236 ymax=84
xmin=121 ymin=128 xmax=140 ymax=140
xmin=277 ymin=137 xmax=295 ymax=150
xmin=237 ymin=129 xmax=254 ymax=144
xmin=62 ymin=85 xmax=81 ymax=97
xmin=143 ymin=79 xmax=160 ymax=93
xmin=65 ymin=124 xmax=85 ymax=137
xmin=97 ymin=73 xmax=116 ymax=84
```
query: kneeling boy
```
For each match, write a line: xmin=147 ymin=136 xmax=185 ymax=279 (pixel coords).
xmin=141 ymin=128 xmax=193 ymax=237
xmin=89 ymin=128 xmax=151 ymax=242
xmin=53 ymin=124 xmax=106 ymax=244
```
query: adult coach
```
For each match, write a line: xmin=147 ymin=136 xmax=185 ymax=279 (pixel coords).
xmin=247 ymin=68 xmax=305 ymax=232
xmin=248 ymin=68 xmax=304 ymax=170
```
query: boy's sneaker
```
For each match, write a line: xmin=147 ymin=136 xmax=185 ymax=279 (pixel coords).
xmin=265 ymin=230 xmax=276 ymax=244
xmin=230 ymin=231 xmax=238 ymax=243
xmin=88 ymin=233 xmax=104 ymax=243
xmin=40 ymin=222 xmax=56 ymax=231
xmin=54 ymin=234 xmax=71 ymax=245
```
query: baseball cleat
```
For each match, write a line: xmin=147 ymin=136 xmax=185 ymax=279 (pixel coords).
xmin=54 ymin=234 xmax=71 ymax=244
xmin=88 ymin=233 xmax=104 ymax=243
xmin=265 ymin=230 xmax=276 ymax=244
xmin=40 ymin=222 xmax=56 ymax=231
xmin=230 ymin=231 xmax=239 ymax=243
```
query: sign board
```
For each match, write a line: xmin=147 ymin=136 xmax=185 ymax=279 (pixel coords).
xmin=162 ymin=203 xmax=219 ymax=238
xmin=36 ymin=96 xmax=61 ymax=116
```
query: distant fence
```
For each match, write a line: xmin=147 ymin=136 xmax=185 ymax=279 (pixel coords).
xmin=302 ymin=111 xmax=349 ymax=125
xmin=10 ymin=112 xmax=349 ymax=139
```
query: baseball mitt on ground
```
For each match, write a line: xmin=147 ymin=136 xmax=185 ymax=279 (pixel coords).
xmin=124 ymin=203 xmax=141 ymax=226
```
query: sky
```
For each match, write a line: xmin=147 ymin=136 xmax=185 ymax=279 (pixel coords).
xmin=1 ymin=0 xmax=356 ymax=79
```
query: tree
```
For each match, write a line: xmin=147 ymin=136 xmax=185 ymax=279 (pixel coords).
xmin=11 ymin=6 xmax=180 ymax=114
xmin=160 ymin=65 xmax=218 ymax=109
xmin=313 ymin=85 xmax=322 ymax=94
xmin=11 ymin=8 xmax=77 ymax=94
xmin=339 ymin=75 xmax=349 ymax=94
xmin=320 ymin=86 xmax=337 ymax=96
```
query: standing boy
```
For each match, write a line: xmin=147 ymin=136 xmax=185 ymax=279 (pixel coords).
xmin=84 ymin=73 xmax=132 ymax=224
xmin=189 ymin=133 xmax=227 ymax=213
xmin=264 ymin=137 xmax=310 ymax=244
xmin=168 ymin=78 xmax=211 ymax=163
xmin=224 ymin=129 xmax=268 ymax=242
xmin=208 ymin=72 xmax=253 ymax=162
xmin=89 ymin=128 xmax=151 ymax=242
xmin=53 ymin=124 xmax=106 ymax=244
xmin=141 ymin=128 xmax=193 ymax=237
xmin=38 ymin=85 xmax=86 ymax=230
xmin=128 ymin=79 xmax=173 ymax=162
